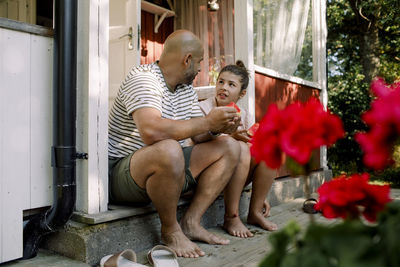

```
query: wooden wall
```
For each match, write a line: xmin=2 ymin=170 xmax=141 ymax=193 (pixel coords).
xmin=254 ymin=71 xmax=321 ymax=177
xmin=0 ymin=26 xmax=52 ymax=263
xmin=140 ymin=10 xmax=174 ymax=64
xmin=254 ymin=71 xmax=320 ymax=122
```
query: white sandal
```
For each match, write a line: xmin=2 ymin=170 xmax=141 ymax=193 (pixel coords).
xmin=100 ymin=249 xmax=147 ymax=267
xmin=147 ymin=245 xmax=179 ymax=267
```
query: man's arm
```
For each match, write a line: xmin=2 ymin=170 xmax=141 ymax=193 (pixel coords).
xmin=133 ymin=106 xmax=239 ymax=145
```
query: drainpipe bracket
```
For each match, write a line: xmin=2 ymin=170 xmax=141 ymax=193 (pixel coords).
xmin=75 ymin=152 xmax=88 ymax=160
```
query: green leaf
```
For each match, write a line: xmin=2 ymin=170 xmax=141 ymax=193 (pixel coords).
xmin=259 ymin=221 xmax=301 ymax=267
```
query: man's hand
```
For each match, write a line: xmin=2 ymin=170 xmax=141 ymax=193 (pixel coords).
xmin=206 ymin=106 xmax=240 ymax=133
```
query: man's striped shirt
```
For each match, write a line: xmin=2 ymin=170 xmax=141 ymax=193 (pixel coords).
xmin=108 ymin=62 xmax=203 ymax=158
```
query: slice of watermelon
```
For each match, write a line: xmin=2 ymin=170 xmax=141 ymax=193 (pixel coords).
xmin=227 ymin=102 xmax=241 ymax=114
xmin=247 ymin=122 xmax=259 ymax=137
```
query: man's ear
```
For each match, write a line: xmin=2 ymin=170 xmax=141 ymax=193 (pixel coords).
xmin=183 ymin=53 xmax=192 ymax=67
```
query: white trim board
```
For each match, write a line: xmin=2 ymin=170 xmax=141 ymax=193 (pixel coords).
xmin=254 ymin=65 xmax=322 ymax=90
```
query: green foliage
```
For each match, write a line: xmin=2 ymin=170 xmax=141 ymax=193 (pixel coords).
xmin=327 ymin=72 xmax=371 ymax=175
xmin=327 ymin=0 xmax=400 ymax=174
xmin=259 ymin=201 xmax=400 ymax=267
xmin=370 ymin=167 xmax=400 ymax=188
xmin=369 ymin=145 xmax=400 ymax=187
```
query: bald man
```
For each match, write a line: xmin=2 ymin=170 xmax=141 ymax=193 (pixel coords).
xmin=108 ymin=30 xmax=241 ymax=258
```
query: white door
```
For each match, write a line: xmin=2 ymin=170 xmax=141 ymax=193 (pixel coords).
xmin=109 ymin=0 xmax=141 ymax=108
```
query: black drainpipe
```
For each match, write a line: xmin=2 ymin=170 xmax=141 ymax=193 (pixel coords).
xmin=23 ymin=0 xmax=78 ymax=259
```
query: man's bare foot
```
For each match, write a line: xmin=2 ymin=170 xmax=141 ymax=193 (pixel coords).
xmin=162 ymin=227 xmax=205 ymax=258
xmin=247 ymin=212 xmax=278 ymax=231
xmin=181 ymin=218 xmax=230 ymax=245
xmin=223 ymin=215 xmax=254 ymax=238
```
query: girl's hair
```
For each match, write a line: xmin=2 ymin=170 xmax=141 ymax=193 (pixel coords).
xmin=218 ymin=60 xmax=250 ymax=91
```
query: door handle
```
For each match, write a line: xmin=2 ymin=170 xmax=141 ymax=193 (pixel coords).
xmin=119 ymin=26 xmax=133 ymax=50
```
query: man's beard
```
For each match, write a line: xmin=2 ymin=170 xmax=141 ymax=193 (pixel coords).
xmin=182 ymin=62 xmax=197 ymax=85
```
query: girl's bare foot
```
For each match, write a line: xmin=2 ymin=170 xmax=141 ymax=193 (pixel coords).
xmin=223 ymin=215 xmax=254 ymax=238
xmin=161 ymin=226 xmax=205 ymax=258
xmin=180 ymin=218 xmax=230 ymax=245
xmin=247 ymin=211 xmax=278 ymax=231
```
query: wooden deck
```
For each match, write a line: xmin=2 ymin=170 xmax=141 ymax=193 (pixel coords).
xmin=135 ymin=196 xmax=332 ymax=267
xmin=136 ymin=189 xmax=400 ymax=267
xmin=5 ymin=190 xmax=400 ymax=267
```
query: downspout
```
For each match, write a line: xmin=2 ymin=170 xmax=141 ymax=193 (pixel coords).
xmin=23 ymin=0 xmax=78 ymax=259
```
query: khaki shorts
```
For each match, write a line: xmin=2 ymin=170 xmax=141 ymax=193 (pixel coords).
xmin=109 ymin=146 xmax=196 ymax=205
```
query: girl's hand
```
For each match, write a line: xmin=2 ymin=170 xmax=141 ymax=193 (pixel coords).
xmin=230 ymin=129 xmax=251 ymax=143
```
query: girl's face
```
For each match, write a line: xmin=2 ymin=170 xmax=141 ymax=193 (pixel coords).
xmin=215 ymin=71 xmax=246 ymax=107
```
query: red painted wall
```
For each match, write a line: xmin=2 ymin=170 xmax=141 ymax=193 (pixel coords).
xmin=140 ymin=11 xmax=174 ymax=64
xmin=254 ymin=72 xmax=320 ymax=121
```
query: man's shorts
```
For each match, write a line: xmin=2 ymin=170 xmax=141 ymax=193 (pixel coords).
xmin=108 ymin=146 xmax=197 ymax=205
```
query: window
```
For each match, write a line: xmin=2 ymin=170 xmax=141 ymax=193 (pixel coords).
xmin=174 ymin=0 xmax=234 ymax=87
xmin=253 ymin=0 xmax=313 ymax=81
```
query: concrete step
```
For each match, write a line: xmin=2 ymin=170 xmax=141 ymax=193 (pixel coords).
xmin=36 ymin=170 xmax=331 ymax=266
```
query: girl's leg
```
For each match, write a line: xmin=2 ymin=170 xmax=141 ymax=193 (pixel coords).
xmin=247 ymin=160 xmax=278 ymax=231
xmin=223 ymin=141 xmax=254 ymax=238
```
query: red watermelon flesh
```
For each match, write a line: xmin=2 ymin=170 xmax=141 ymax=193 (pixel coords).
xmin=247 ymin=123 xmax=259 ymax=137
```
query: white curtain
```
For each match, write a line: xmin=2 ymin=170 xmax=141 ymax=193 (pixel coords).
xmin=174 ymin=0 xmax=234 ymax=87
xmin=254 ymin=0 xmax=310 ymax=76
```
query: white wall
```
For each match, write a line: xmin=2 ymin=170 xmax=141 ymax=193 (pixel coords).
xmin=0 ymin=27 xmax=52 ymax=263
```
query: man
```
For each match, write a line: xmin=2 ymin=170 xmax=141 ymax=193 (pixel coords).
xmin=108 ymin=30 xmax=241 ymax=258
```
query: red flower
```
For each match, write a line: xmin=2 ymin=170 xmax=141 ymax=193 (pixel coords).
xmin=250 ymin=104 xmax=285 ymax=168
xmin=315 ymin=173 xmax=391 ymax=222
xmin=250 ymin=97 xmax=344 ymax=169
xmin=355 ymin=126 xmax=394 ymax=170
xmin=356 ymin=78 xmax=400 ymax=170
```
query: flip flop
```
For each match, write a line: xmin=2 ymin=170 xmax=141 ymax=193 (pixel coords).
xmin=147 ymin=245 xmax=179 ymax=267
xmin=302 ymin=198 xmax=320 ymax=214
xmin=100 ymin=249 xmax=147 ymax=267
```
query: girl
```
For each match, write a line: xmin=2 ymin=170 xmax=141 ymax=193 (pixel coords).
xmin=199 ymin=61 xmax=278 ymax=237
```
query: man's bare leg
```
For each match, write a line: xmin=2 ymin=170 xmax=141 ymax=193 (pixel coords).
xmin=223 ymin=141 xmax=254 ymax=238
xmin=246 ymin=161 xmax=278 ymax=231
xmin=180 ymin=136 xmax=240 ymax=245
xmin=130 ymin=140 xmax=205 ymax=258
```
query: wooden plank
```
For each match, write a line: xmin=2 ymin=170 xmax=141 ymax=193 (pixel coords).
xmin=0 ymin=27 xmax=29 ymax=262
xmin=72 ymin=198 xmax=191 ymax=225
xmin=0 ymin=25 xmax=3 ymax=262
xmin=234 ymin=0 xmax=255 ymax=127
xmin=75 ymin=0 xmax=109 ymax=214
xmin=29 ymin=34 xmax=53 ymax=208
xmin=0 ymin=17 xmax=53 ymax=37
xmin=254 ymin=65 xmax=321 ymax=89
xmin=312 ymin=0 xmax=328 ymax=170
xmin=194 ymin=86 xmax=215 ymax=101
